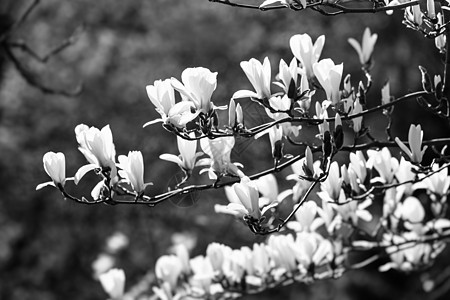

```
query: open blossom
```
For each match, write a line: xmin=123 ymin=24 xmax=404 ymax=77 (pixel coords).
xmin=318 ymin=161 xmax=343 ymax=201
xmin=118 ymin=151 xmax=150 ymax=194
xmin=313 ymin=59 xmax=343 ymax=104
xmin=145 ymin=79 xmax=175 ymax=124
xmin=348 ymin=27 xmax=378 ymax=67
xmin=74 ymin=124 xmax=117 ymax=184
xmin=160 ymin=132 xmax=204 ymax=175
xmin=170 ymin=67 xmax=218 ymax=114
xmin=226 ymin=177 xmax=261 ymax=219
xmin=233 ymin=57 xmax=272 ymax=100
xmin=290 ymin=33 xmax=325 ymax=79
xmin=155 ymin=255 xmax=184 ymax=291
xmin=414 ymin=163 xmax=450 ymax=196
xmin=367 ymin=147 xmax=399 ymax=184
xmin=200 ymin=136 xmax=243 ymax=179
xmin=36 ymin=152 xmax=68 ymax=190
xmin=395 ymin=124 xmax=428 ymax=164
xmin=99 ymin=268 xmax=125 ymax=300
xmin=275 ymin=58 xmax=301 ymax=96
xmin=287 ymin=201 xmax=322 ymax=232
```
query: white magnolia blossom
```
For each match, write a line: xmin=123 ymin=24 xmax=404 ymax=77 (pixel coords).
xmin=233 ymin=57 xmax=272 ymax=100
xmin=313 ymin=58 xmax=343 ymax=104
xmin=395 ymin=124 xmax=428 ymax=164
xmin=348 ymin=27 xmax=378 ymax=66
xmin=171 ymin=67 xmax=218 ymax=114
xmin=367 ymin=147 xmax=399 ymax=184
xmin=74 ymin=124 xmax=117 ymax=184
xmin=225 ymin=176 xmax=261 ymax=219
xmin=319 ymin=161 xmax=343 ymax=202
xmin=404 ymin=5 xmax=423 ymax=26
xmin=381 ymin=81 xmax=391 ymax=105
xmin=199 ymin=136 xmax=243 ymax=179
xmin=275 ymin=58 xmax=301 ymax=95
xmin=118 ymin=151 xmax=150 ymax=194
xmin=160 ymin=132 xmax=204 ymax=175
xmin=416 ymin=163 xmax=450 ymax=196
xmin=145 ymin=79 xmax=176 ymax=125
xmin=36 ymin=152 xmax=68 ymax=190
xmin=287 ymin=200 xmax=322 ymax=232
xmin=350 ymin=98 xmax=363 ymax=133
xmin=314 ymin=100 xmax=330 ymax=136
xmin=155 ymin=255 xmax=184 ymax=291
xmin=290 ymin=33 xmax=325 ymax=79
xmin=99 ymin=268 xmax=125 ymax=300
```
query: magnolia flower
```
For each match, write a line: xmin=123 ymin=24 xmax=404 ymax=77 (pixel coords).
xmin=435 ymin=14 xmax=446 ymax=53
xmin=294 ymin=232 xmax=333 ymax=269
xmin=404 ymin=5 xmax=423 ymax=27
xmin=252 ymin=243 xmax=271 ymax=277
xmin=206 ymin=243 xmax=232 ymax=273
xmin=275 ymin=58 xmax=301 ymax=96
xmin=200 ymin=136 xmax=242 ymax=179
xmin=171 ymin=67 xmax=218 ymax=114
xmin=367 ymin=148 xmax=399 ymax=184
xmin=287 ymin=201 xmax=322 ymax=232
xmin=290 ymin=33 xmax=325 ymax=79
xmin=160 ymin=132 xmax=204 ymax=175
xmin=348 ymin=27 xmax=378 ymax=67
xmin=74 ymin=124 xmax=117 ymax=184
xmin=155 ymin=255 xmax=183 ymax=291
xmin=99 ymin=268 xmax=125 ymax=300
xmin=314 ymin=100 xmax=330 ymax=136
xmin=395 ymin=124 xmax=428 ymax=164
xmin=350 ymin=99 xmax=363 ymax=133
xmin=394 ymin=157 xmax=415 ymax=199
xmin=426 ymin=0 xmax=435 ymax=19
xmin=268 ymin=94 xmax=291 ymax=112
xmin=189 ymin=255 xmax=215 ymax=292
xmin=145 ymin=79 xmax=175 ymax=124
xmin=381 ymin=81 xmax=391 ymax=105
xmin=435 ymin=33 xmax=446 ymax=53
xmin=233 ymin=57 xmax=272 ymax=100
xmin=268 ymin=125 xmax=284 ymax=160
xmin=348 ymin=152 xmax=366 ymax=183
xmin=419 ymin=164 xmax=450 ymax=196
xmin=319 ymin=161 xmax=343 ymax=201
xmin=228 ymin=99 xmax=244 ymax=128
xmin=267 ymin=234 xmax=297 ymax=272
xmin=313 ymin=59 xmax=343 ymax=104
xmin=118 ymin=151 xmax=150 ymax=194
xmin=219 ymin=174 xmax=291 ymax=217
xmin=333 ymin=190 xmax=373 ymax=226
xmin=226 ymin=177 xmax=261 ymax=219
xmin=394 ymin=196 xmax=425 ymax=232
xmin=36 ymin=152 xmax=68 ymax=190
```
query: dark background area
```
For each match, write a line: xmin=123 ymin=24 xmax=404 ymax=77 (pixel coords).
xmin=0 ymin=0 xmax=449 ymax=299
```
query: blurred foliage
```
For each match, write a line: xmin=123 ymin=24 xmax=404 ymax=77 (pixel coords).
xmin=0 ymin=0 xmax=449 ymax=299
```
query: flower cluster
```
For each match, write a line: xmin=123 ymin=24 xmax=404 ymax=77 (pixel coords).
xmin=153 ymin=232 xmax=343 ymax=299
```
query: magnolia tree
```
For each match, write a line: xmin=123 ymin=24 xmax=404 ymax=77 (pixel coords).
xmin=36 ymin=0 xmax=450 ymax=299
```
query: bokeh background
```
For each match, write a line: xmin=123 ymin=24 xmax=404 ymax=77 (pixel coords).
xmin=0 ymin=0 xmax=449 ymax=299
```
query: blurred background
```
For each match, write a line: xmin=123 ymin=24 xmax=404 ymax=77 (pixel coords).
xmin=0 ymin=0 xmax=449 ymax=299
